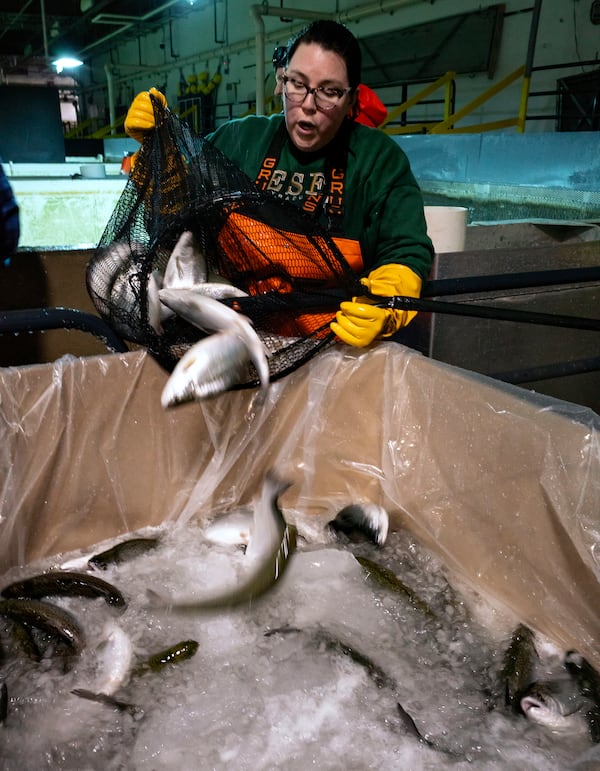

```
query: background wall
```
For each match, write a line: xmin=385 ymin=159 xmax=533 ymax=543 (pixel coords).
xmin=77 ymin=0 xmax=599 ymax=134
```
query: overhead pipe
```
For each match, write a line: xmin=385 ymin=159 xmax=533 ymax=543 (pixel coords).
xmin=87 ymin=0 xmax=428 ymax=107
xmin=250 ymin=5 xmax=335 ymax=116
xmin=89 ymin=0 xmax=183 ymax=124
xmin=81 ymin=0 xmax=183 ymax=55
xmin=40 ymin=0 xmax=49 ymax=59
xmin=104 ymin=62 xmax=116 ymax=135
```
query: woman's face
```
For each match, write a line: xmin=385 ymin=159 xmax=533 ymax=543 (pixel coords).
xmin=283 ymin=42 xmax=355 ymax=153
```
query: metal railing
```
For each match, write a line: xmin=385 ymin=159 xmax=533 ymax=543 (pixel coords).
xmin=380 ymin=59 xmax=599 ymax=135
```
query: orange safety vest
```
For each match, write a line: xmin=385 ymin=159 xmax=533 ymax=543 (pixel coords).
xmin=217 ymin=123 xmax=363 ymax=336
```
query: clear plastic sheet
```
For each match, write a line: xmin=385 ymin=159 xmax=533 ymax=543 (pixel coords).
xmin=1 ymin=344 xmax=600 ymax=667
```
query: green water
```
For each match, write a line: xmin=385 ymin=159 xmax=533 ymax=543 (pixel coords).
xmin=422 ymin=191 xmax=600 ymax=224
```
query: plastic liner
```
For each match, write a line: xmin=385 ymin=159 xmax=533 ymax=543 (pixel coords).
xmin=1 ymin=345 xmax=600 ymax=668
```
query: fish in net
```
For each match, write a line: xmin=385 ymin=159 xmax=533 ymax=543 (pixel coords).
xmin=86 ymin=95 xmax=363 ymax=389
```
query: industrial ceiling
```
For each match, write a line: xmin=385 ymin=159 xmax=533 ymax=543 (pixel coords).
xmin=0 ymin=0 xmax=191 ymax=62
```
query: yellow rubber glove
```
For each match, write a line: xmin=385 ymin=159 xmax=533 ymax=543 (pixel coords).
xmin=124 ymin=87 xmax=167 ymax=143
xmin=330 ymin=264 xmax=422 ymax=348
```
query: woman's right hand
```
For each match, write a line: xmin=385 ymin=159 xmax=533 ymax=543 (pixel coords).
xmin=124 ymin=87 xmax=167 ymax=143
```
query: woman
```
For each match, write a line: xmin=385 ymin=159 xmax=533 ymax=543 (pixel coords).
xmin=125 ymin=20 xmax=433 ymax=348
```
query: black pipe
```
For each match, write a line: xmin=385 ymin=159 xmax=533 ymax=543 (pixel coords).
xmin=229 ymin=282 xmax=600 ymax=332
xmin=491 ymin=355 xmax=600 ymax=385
xmin=423 ymin=265 xmax=600 ymax=297
xmin=0 ymin=308 xmax=129 ymax=353
xmin=525 ymin=0 xmax=543 ymax=78
xmin=390 ymin=296 xmax=600 ymax=332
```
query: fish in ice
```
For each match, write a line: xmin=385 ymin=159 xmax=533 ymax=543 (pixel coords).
xmin=499 ymin=624 xmax=538 ymax=709
xmin=1 ymin=570 xmax=126 ymax=609
xmin=565 ymin=650 xmax=600 ymax=704
xmin=519 ymin=678 xmax=597 ymax=737
xmin=312 ymin=628 xmax=397 ymax=691
xmin=355 ymin=555 xmax=436 ymax=619
xmin=7 ymin=617 xmax=42 ymax=661
xmin=133 ymin=639 xmax=199 ymax=675
xmin=264 ymin=625 xmax=397 ymax=690
xmin=71 ymin=688 xmax=143 ymax=717
xmin=148 ymin=471 xmax=295 ymax=611
xmin=0 ymin=598 xmax=85 ymax=655
xmin=88 ymin=536 xmax=161 ymax=570
xmin=265 ymin=625 xmax=437 ymax=750
xmin=564 ymin=650 xmax=600 ymax=742
xmin=329 ymin=502 xmax=389 ymax=546
xmin=90 ymin=621 xmax=134 ymax=696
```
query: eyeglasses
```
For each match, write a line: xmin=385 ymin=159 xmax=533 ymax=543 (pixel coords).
xmin=282 ymin=75 xmax=352 ymax=110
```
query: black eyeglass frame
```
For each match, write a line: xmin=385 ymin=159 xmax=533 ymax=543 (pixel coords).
xmin=282 ymin=75 xmax=353 ymax=110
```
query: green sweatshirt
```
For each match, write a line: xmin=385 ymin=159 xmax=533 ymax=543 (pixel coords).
xmin=207 ymin=114 xmax=434 ymax=281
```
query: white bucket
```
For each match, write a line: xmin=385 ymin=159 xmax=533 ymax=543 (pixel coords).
xmin=80 ymin=163 xmax=106 ymax=179
xmin=424 ymin=205 xmax=468 ymax=253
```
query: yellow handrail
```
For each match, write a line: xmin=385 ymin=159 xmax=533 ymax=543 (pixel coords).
xmin=381 ymin=71 xmax=456 ymax=130
xmin=90 ymin=115 xmax=126 ymax=139
xmin=381 ymin=64 xmax=530 ymax=135
xmin=429 ymin=65 xmax=526 ymax=133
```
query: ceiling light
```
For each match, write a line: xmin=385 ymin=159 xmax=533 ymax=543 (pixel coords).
xmin=52 ymin=57 xmax=83 ymax=74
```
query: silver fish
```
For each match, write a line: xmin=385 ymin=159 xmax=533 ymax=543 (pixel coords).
xmin=87 ymin=241 xmax=163 ymax=339
xmin=520 ymin=678 xmax=594 ymax=735
xmin=162 ymin=230 xmax=247 ymax=305
xmin=90 ymin=621 xmax=134 ymax=696
xmin=148 ymin=471 xmax=295 ymax=611
xmin=160 ymin=330 xmax=254 ymax=407
xmin=159 ymin=289 xmax=270 ymax=405
xmin=163 ymin=230 xmax=207 ymax=289
xmin=185 ymin=282 xmax=249 ymax=301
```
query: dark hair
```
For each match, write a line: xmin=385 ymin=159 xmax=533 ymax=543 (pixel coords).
xmin=272 ymin=46 xmax=288 ymax=70
xmin=286 ymin=20 xmax=361 ymax=90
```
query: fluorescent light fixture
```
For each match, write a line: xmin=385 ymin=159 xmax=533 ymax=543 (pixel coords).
xmin=52 ymin=57 xmax=84 ymax=74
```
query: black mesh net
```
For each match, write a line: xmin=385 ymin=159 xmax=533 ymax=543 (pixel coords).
xmin=86 ymin=97 xmax=363 ymax=387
